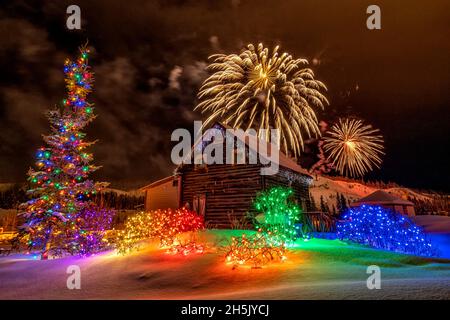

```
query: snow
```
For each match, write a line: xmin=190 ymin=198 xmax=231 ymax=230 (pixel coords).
xmin=0 ymin=229 xmax=449 ymax=299
xmin=103 ymin=188 xmax=144 ymax=197
xmin=413 ymin=215 xmax=450 ymax=234
xmin=309 ymin=175 xmax=432 ymax=208
xmin=413 ymin=216 xmax=450 ymax=259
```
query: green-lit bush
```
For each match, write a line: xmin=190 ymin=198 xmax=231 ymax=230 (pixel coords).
xmin=253 ymin=186 xmax=301 ymax=245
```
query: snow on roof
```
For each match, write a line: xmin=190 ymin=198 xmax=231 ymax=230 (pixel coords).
xmin=351 ymin=190 xmax=414 ymax=206
xmin=140 ymin=175 xmax=175 ymax=190
xmin=143 ymin=122 xmax=312 ymax=190
xmin=187 ymin=122 xmax=311 ymax=177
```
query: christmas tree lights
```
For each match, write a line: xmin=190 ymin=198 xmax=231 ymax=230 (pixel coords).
xmin=17 ymin=45 xmax=109 ymax=257
xmin=74 ymin=204 xmax=115 ymax=256
xmin=337 ymin=205 xmax=435 ymax=257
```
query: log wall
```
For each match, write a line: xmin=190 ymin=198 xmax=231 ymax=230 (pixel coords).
xmin=263 ymin=167 xmax=313 ymax=212
xmin=179 ymin=164 xmax=312 ymax=228
xmin=179 ymin=164 xmax=262 ymax=228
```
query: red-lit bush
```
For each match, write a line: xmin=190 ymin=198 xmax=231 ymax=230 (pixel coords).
xmin=116 ymin=207 xmax=205 ymax=254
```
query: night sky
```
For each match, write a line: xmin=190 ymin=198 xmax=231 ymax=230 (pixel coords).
xmin=0 ymin=0 xmax=449 ymax=191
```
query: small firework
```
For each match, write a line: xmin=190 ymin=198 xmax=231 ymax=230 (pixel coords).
xmin=323 ymin=118 xmax=384 ymax=177
xmin=196 ymin=43 xmax=328 ymax=158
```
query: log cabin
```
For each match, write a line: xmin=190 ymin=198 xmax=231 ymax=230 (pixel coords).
xmin=141 ymin=123 xmax=314 ymax=228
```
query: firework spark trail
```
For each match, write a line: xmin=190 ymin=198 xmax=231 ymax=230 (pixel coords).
xmin=323 ymin=118 xmax=385 ymax=177
xmin=196 ymin=43 xmax=329 ymax=158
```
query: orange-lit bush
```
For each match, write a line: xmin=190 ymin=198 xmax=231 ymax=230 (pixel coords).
xmin=225 ymin=233 xmax=287 ymax=269
xmin=115 ymin=207 xmax=204 ymax=254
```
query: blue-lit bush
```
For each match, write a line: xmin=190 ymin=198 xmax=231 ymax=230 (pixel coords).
xmin=337 ymin=205 xmax=436 ymax=257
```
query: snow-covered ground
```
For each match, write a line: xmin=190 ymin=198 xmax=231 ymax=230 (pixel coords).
xmin=1 ymin=219 xmax=449 ymax=300
xmin=413 ymin=215 xmax=450 ymax=260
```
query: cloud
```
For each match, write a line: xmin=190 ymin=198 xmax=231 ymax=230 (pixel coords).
xmin=209 ymin=35 xmax=220 ymax=51
xmin=168 ymin=66 xmax=183 ymax=90
xmin=183 ymin=61 xmax=208 ymax=85
xmin=1 ymin=0 xmax=449 ymax=191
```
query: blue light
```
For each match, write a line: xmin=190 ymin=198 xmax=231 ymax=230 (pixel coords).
xmin=337 ymin=205 xmax=436 ymax=257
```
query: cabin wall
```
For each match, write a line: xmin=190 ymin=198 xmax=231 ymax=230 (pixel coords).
xmin=144 ymin=179 xmax=179 ymax=211
xmin=263 ymin=167 xmax=312 ymax=212
xmin=179 ymin=164 xmax=312 ymax=228
xmin=180 ymin=164 xmax=263 ymax=228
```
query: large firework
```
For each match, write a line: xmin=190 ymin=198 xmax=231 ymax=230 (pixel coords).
xmin=323 ymin=118 xmax=385 ymax=177
xmin=195 ymin=43 xmax=328 ymax=158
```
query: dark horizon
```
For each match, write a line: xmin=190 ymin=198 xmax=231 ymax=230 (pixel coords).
xmin=0 ymin=0 xmax=449 ymax=192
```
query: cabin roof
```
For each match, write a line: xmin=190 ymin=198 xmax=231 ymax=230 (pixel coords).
xmin=351 ymin=190 xmax=414 ymax=206
xmin=140 ymin=175 xmax=175 ymax=190
xmin=179 ymin=122 xmax=312 ymax=178
xmin=220 ymin=122 xmax=311 ymax=177
xmin=141 ymin=123 xmax=313 ymax=190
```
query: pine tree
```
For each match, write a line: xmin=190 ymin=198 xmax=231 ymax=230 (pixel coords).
xmin=336 ymin=192 xmax=341 ymax=212
xmin=309 ymin=193 xmax=317 ymax=211
xmin=340 ymin=194 xmax=348 ymax=212
xmin=18 ymin=46 xmax=108 ymax=257
xmin=320 ymin=195 xmax=328 ymax=213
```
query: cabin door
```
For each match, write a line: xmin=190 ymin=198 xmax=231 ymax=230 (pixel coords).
xmin=193 ymin=194 xmax=206 ymax=217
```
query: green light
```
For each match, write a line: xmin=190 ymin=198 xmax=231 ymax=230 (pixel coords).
xmin=253 ymin=186 xmax=301 ymax=245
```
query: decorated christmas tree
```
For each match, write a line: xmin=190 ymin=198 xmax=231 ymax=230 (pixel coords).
xmin=18 ymin=45 xmax=109 ymax=258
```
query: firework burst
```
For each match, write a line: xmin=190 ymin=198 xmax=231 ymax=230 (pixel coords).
xmin=195 ymin=43 xmax=328 ymax=158
xmin=323 ymin=118 xmax=384 ymax=177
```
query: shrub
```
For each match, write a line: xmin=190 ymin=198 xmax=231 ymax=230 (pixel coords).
xmin=253 ymin=186 xmax=301 ymax=245
xmin=337 ymin=205 xmax=435 ymax=257
xmin=224 ymin=233 xmax=287 ymax=269
xmin=115 ymin=207 xmax=204 ymax=254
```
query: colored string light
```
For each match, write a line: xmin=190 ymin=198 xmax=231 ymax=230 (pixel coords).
xmin=224 ymin=233 xmax=287 ymax=269
xmin=223 ymin=186 xmax=299 ymax=269
xmin=337 ymin=205 xmax=436 ymax=257
xmin=17 ymin=46 xmax=110 ymax=257
xmin=115 ymin=208 xmax=205 ymax=255
xmin=253 ymin=186 xmax=301 ymax=246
